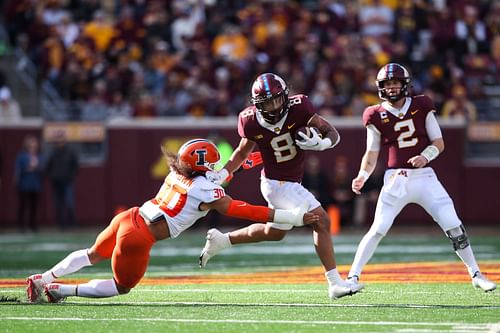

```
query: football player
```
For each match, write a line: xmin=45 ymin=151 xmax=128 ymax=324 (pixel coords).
xmin=348 ymin=63 xmax=496 ymax=292
xmin=201 ymin=73 xmax=363 ymax=300
xmin=26 ymin=139 xmax=318 ymax=303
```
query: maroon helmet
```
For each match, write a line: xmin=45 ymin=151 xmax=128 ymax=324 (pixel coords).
xmin=250 ymin=73 xmax=289 ymax=124
xmin=376 ymin=63 xmax=411 ymax=102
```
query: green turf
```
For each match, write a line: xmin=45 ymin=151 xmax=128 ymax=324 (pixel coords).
xmin=0 ymin=229 xmax=499 ymax=333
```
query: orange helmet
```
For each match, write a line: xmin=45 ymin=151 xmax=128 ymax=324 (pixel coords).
xmin=178 ymin=139 xmax=220 ymax=173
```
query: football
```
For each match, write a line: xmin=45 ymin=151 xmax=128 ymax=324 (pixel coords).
xmin=295 ymin=126 xmax=321 ymax=141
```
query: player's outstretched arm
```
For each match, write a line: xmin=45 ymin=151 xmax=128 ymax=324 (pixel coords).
xmin=201 ymin=196 xmax=318 ymax=226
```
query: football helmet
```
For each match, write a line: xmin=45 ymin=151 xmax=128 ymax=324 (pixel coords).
xmin=376 ymin=63 xmax=411 ymax=102
xmin=250 ymin=73 xmax=289 ymax=124
xmin=178 ymin=139 xmax=220 ymax=173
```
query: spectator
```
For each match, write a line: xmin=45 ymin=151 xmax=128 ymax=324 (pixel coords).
xmin=0 ymin=87 xmax=22 ymax=122
xmin=15 ymin=135 xmax=43 ymax=233
xmin=358 ymin=0 xmax=394 ymax=38
xmin=45 ymin=133 xmax=79 ymax=231
xmin=441 ymin=84 xmax=478 ymax=122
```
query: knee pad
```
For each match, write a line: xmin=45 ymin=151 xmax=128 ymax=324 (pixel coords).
xmin=446 ymin=225 xmax=469 ymax=250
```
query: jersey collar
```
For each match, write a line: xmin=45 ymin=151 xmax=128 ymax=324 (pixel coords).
xmin=382 ymin=97 xmax=411 ymax=119
xmin=256 ymin=110 xmax=289 ymax=134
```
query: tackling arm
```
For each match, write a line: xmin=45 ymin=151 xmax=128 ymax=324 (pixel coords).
xmin=200 ymin=195 xmax=311 ymax=226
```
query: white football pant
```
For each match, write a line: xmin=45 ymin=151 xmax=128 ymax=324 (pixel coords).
xmin=260 ymin=176 xmax=321 ymax=230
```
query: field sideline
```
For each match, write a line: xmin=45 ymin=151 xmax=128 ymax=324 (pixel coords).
xmin=0 ymin=230 xmax=499 ymax=332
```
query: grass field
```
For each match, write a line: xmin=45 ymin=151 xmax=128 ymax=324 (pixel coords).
xmin=0 ymin=227 xmax=499 ymax=333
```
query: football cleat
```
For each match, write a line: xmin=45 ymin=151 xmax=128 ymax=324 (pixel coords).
xmin=45 ymin=283 xmax=65 ymax=303
xmin=472 ymin=272 xmax=497 ymax=292
xmin=26 ymin=274 xmax=46 ymax=303
xmin=329 ymin=279 xmax=364 ymax=300
xmin=199 ymin=228 xmax=231 ymax=268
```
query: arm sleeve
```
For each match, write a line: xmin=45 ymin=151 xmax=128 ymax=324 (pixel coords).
xmin=366 ymin=125 xmax=381 ymax=152
xmin=425 ymin=112 xmax=442 ymax=141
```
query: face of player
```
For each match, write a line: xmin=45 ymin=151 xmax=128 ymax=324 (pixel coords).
xmin=256 ymin=94 xmax=286 ymax=124
xmin=382 ymin=79 xmax=403 ymax=101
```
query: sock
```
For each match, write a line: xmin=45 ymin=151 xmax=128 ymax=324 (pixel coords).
xmin=59 ymin=284 xmax=78 ymax=297
xmin=76 ymin=279 xmax=119 ymax=298
xmin=325 ymin=268 xmax=342 ymax=285
xmin=42 ymin=249 xmax=92 ymax=284
xmin=348 ymin=230 xmax=384 ymax=279
xmin=455 ymin=246 xmax=480 ymax=278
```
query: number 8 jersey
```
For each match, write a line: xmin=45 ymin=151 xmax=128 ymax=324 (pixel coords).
xmin=139 ymin=172 xmax=225 ymax=238
xmin=238 ymin=94 xmax=316 ymax=182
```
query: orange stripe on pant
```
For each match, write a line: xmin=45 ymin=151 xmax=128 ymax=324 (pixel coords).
xmin=91 ymin=207 xmax=156 ymax=289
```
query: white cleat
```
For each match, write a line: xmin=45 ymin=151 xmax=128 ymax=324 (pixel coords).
xmin=44 ymin=283 xmax=65 ymax=303
xmin=199 ymin=228 xmax=231 ymax=268
xmin=26 ymin=274 xmax=46 ymax=303
xmin=472 ymin=272 xmax=497 ymax=292
xmin=346 ymin=275 xmax=366 ymax=292
xmin=329 ymin=279 xmax=364 ymax=300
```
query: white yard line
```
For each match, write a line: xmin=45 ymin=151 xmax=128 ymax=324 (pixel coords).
xmin=0 ymin=316 xmax=495 ymax=330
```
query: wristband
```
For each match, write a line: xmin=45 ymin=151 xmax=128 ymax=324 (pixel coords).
xmin=420 ymin=145 xmax=440 ymax=162
xmin=358 ymin=170 xmax=370 ymax=180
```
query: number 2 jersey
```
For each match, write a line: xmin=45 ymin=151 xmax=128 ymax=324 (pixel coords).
xmin=238 ymin=94 xmax=316 ymax=182
xmin=139 ymin=171 xmax=225 ymax=238
xmin=363 ymin=95 xmax=435 ymax=169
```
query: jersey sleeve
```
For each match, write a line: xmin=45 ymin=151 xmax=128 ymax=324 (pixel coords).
xmin=298 ymin=95 xmax=317 ymax=122
xmin=191 ymin=177 xmax=226 ymax=203
xmin=362 ymin=106 xmax=378 ymax=128
xmin=237 ymin=113 xmax=246 ymax=138
xmin=415 ymin=95 xmax=436 ymax=115
xmin=237 ymin=107 xmax=255 ymax=139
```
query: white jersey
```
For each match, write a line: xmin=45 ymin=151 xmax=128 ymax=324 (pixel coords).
xmin=139 ymin=172 xmax=225 ymax=238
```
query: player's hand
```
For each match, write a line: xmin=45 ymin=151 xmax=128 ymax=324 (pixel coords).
xmin=351 ymin=176 xmax=366 ymax=195
xmin=295 ymin=128 xmax=329 ymax=151
xmin=407 ymin=155 xmax=427 ymax=168
xmin=206 ymin=169 xmax=231 ymax=185
xmin=303 ymin=211 xmax=320 ymax=225
xmin=241 ymin=152 xmax=263 ymax=170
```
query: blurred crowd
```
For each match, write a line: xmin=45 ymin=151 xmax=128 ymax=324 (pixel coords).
xmin=1 ymin=0 xmax=499 ymax=122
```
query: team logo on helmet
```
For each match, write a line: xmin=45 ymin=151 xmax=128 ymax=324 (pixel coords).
xmin=178 ymin=139 xmax=220 ymax=173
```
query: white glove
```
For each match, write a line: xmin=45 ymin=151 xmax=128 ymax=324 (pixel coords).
xmin=205 ymin=168 xmax=230 ymax=185
xmin=295 ymin=128 xmax=333 ymax=151
xmin=273 ymin=202 xmax=308 ymax=227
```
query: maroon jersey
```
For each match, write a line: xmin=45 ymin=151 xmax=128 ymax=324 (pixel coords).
xmin=238 ymin=94 xmax=316 ymax=182
xmin=363 ymin=95 xmax=435 ymax=169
